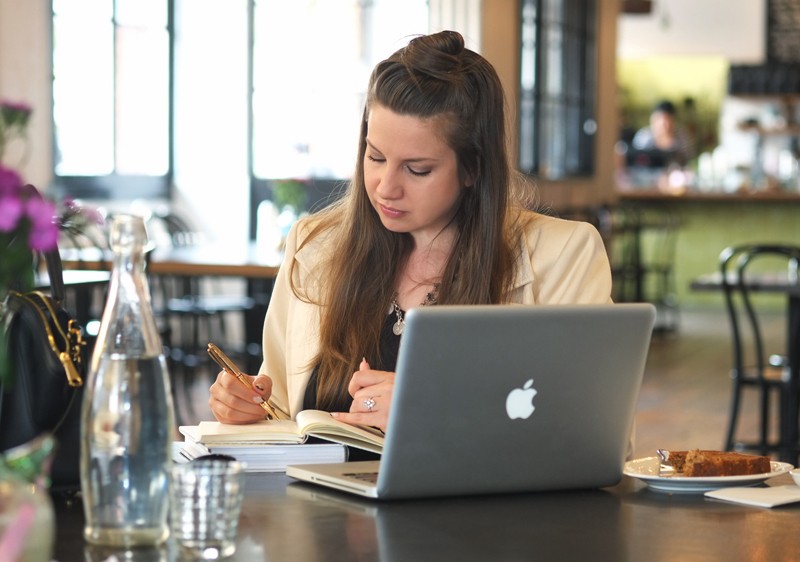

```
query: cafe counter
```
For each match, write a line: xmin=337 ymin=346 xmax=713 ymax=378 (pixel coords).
xmin=614 ymin=188 xmax=800 ymax=308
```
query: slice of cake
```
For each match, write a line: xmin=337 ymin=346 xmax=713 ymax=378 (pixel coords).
xmin=670 ymin=450 xmax=772 ymax=477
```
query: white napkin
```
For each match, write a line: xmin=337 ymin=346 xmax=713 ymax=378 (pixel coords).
xmin=705 ymin=485 xmax=800 ymax=508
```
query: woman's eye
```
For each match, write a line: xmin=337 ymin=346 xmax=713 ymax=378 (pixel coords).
xmin=367 ymin=155 xmax=385 ymax=163
xmin=407 ymin=166 xmax=431 ymax=177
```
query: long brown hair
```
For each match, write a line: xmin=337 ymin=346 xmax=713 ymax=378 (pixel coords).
xmin=293 ymin=31 xmax=531 ymax=410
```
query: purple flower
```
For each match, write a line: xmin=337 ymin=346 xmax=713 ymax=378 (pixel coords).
xmin=0 ymin=101 xmax=32 ymax=114
xmin=0 ymin=165 xmax=22 ymax=198
xmin=25 ymin=195 xmax=56 ymax=229
xmin=81 ymin=205 xmax=104 ymax=225
xmin=28 ymin=222 xmax=59 ymax=251
xmin=0 ymin=195 xmax=23 ymax=231
xmin=24 ymin=196 xmax=58 ymax=250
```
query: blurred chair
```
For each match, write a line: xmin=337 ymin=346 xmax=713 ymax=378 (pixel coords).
xmin=720 ymin=244 xmax=800 ymax=459
xmin=53 ymin=216 xmax=112 ymax=357
xmin=607 ymin=205 xmax=680 ymax=332
xmin=146 ymin=211 xmax=254 ymax=425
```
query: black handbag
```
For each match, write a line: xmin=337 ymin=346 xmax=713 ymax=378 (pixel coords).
xmin=0 ymin=249 xmax=87 ymax=490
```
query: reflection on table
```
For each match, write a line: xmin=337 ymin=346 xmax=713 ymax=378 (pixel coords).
xmin=53 ymin=471 xmax=800 ymax=562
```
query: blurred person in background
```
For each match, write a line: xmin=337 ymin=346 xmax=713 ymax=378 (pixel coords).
xmin=632 ymin=100 xmax=695 ymax=167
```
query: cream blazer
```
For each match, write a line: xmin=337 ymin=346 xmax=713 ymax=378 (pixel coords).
xmin=259 ymin=210 xmax=613 ymax=420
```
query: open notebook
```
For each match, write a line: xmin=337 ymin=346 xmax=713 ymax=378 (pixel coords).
xmin=182 ymin=410 xmax=384 ymax=454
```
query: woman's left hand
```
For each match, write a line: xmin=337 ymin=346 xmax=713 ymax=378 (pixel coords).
xmin=331 ymin=359 xmax=394 ymax=432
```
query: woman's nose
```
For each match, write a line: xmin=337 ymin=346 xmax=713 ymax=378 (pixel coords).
xmin=374 ymin=166 xmax=403 ymax=200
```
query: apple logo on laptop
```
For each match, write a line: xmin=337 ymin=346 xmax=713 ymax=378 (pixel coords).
xmin=505 ymin=379 xmax=537 ymax=419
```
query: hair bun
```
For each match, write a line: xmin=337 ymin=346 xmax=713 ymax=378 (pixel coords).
xmin=430 ymin=30 xmax=465 ymax=56
xmin=403 ymin=30 xmax=467 ymax=77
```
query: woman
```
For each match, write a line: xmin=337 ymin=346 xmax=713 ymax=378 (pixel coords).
xmin=209 ymin=31 xmax=612 ymax=432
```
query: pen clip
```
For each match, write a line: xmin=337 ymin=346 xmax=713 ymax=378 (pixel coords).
xmin=207 ymin=343 xmax=278 ymax=421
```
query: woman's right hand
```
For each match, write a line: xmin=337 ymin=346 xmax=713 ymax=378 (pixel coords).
xmin=208 ymin=371 xmax=273 ymax=424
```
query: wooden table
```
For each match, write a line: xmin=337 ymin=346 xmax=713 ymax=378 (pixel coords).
xmin=51 ymin=472 xmax=800 ymax=562
xmin=692 ymin=272 xmax=800 ymax=463
xmin=61 ymin=243 xmax=283 ymax=366
xmin=60 ymin=242 xmax=282 ymax=278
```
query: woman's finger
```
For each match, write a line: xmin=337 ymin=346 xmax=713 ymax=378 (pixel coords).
xmin=348 ymin=358 xmax=371 ymax=396
xmin=253 ymin=374 xmax=273 ymax=397
xmin=209 ymin=371 xmax=272 ymax=423
xmin=352 ymin=383 xmax=391 ymax=402
xmin=348 ymin=366 xmax=394 ymax=397
xmin=351 ymin=393 xmax=381 ymax=413
xmin=332 ymin=411 xmax=388 ymax=433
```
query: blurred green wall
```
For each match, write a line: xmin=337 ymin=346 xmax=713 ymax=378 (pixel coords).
xmin=627 ymin=200 xmax=800 ymax=310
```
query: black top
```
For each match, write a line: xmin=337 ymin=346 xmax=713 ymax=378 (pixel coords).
xmin=302 ymin=312 xmax=402 ymax=412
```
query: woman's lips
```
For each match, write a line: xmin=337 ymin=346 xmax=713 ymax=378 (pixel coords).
xmin=379 ymin=204 xmax=406 ymax=218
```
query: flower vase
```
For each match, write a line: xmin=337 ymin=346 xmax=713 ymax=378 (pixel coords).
xmin=0 ymin=434 xmax=56 ymax=562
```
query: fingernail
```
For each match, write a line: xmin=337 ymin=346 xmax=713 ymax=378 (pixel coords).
xmin=253 ymin=396 xmax=265 ymax=404
xmin=255 ymin=384 xmax=265 ymax=392
xmin=330 ymin=412 xmax=340 ymax=418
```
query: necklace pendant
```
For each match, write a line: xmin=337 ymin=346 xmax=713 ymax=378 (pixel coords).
xmin=392 ymin=319 xmax=404 ymax=335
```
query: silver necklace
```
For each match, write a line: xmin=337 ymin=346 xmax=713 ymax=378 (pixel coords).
xmin=390 ymin=284 xmax=440 ymax=335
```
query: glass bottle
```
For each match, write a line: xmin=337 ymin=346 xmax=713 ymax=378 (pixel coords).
xmin=80 ymin=214 xmax=174 ymax=546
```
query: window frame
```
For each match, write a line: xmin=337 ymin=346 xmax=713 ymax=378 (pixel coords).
xmin=518 ymin=0 xmax=597 ymax=180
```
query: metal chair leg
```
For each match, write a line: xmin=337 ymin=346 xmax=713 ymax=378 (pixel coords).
xmin=726 ymin=371 xmax=743 ymax=451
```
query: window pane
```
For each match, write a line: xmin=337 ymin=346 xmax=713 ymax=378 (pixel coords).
xmin=116 ymin=0 xmax=168 ymax=27
xmin=53 ymin=1 xmax=114 ymax=175
xmin=115 ymin=23 xmax=170 ymax=174
xmin=252 ymin=0 xmax=428 ymax=180
xmin=53 ymin=0 xmax=169 ymax=177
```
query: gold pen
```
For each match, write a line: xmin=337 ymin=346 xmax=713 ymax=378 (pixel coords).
xmin=207 ymin=343 xmax=278 ymax=420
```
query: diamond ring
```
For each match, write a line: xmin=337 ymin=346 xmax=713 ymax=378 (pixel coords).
xmin=363 ymin=397 xmax=376 ymax=412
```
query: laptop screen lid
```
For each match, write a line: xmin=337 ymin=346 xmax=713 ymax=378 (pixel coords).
xmin=375 ymin=303 xmax=655 ymax=499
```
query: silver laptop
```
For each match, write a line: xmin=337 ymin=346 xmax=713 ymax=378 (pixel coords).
xmin=286 ymin=303 xmax=656 ymax=499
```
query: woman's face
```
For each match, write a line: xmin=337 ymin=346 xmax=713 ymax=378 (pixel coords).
xmin=364 ymin=105 xmax=465 ymax=246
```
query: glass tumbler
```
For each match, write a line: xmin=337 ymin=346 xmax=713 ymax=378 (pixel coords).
xmin=169 ymin=459 xmax=246 ymax=560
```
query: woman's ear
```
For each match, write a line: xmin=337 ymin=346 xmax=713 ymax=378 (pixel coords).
xmin=462 ymin=170 xmax=475 ymax=188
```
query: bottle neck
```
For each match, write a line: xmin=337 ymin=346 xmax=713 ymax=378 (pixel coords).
xmin=96 ymin=244 xmax=161 ymax=359
xmin=111 ymin=247 xmax=147 ymax=280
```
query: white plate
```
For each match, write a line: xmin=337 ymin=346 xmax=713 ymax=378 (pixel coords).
xmin=624 ymin=456 xmax=794 ymax=493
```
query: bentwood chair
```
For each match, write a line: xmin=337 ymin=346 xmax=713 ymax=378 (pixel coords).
xmin=146 ymin=212 xmax=254 ymax=424
xmin=720 ymin=244 xmax=800 ymax=460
